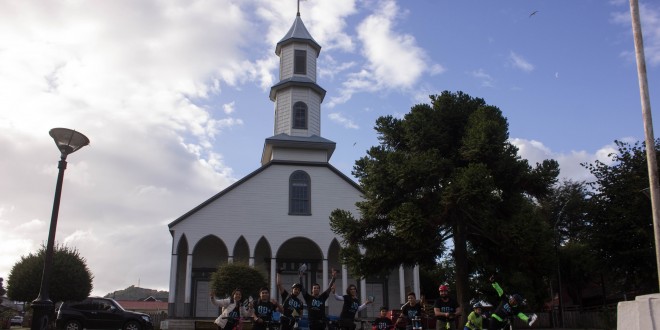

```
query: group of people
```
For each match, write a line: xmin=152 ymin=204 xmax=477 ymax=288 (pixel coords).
xmin=383 ymin=276 xmax=536 ymax=330
xmin=209 ymin=272 xmax=535 ymax=330
xmin=211 ymin=268 xmax=373 ymax=330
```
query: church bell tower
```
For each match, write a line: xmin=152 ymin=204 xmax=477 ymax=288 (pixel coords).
xmin=261 ymin=9 xmax=336 ymax=166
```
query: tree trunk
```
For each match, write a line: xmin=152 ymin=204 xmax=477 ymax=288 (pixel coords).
xmin=453 ymin=220 xmax=469 ymax=327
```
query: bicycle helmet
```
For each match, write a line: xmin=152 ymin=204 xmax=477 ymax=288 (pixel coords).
xmin=438 ymin=284 xmax=449 ymax=291
xmin=472 ymin=302 xmax=482 ymax=309
xmin=292 ymin=283 xmax=303 ymax=290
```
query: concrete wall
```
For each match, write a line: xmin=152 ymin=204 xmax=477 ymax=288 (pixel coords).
xmin=617 ymin=293 xmax=660 ymax=329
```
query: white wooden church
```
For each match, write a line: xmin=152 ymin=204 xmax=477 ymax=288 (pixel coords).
xmin=166 ymin=9 xmax=421 ymax=321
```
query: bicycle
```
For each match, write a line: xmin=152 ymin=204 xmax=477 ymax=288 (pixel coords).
xmin=258 ymin=319 xmax=281 ymax=330
xmin=280 ymin=314 xmax=301 ymax=330
xmin=489 ymin=313 xmax=537 ymax=330
xmin=326 ymin=316 xmax=340 ymax=330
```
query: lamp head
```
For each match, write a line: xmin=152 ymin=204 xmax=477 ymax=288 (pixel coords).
xmin=49 ymin=128 xmax=90 ymax=156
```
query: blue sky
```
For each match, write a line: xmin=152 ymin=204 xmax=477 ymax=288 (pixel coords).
xmin=0 ymin=0 xmax=658 ymax=297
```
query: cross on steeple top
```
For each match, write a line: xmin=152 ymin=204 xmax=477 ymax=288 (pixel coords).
xmin=297 ymin=0 xmax=303 ymax=16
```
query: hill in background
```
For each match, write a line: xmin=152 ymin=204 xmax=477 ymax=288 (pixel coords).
xmin=104 ymin=285 xmax=168 ymax=301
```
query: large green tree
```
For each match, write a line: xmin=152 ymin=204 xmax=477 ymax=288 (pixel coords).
xmin=537 ymin=180 xmax=599 ymax=307
xmin=7 ymin=244 xmax=93 ymax=302
xmin=583 ymin=139 xmax=659 ymax=297
xmin=330 ymin=91 xmax=559 ymax=321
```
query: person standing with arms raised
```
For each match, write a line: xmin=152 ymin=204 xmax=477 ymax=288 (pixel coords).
xmin=277 ymin=270 xmax=304 ymax=330
xmin=299 ymin=267 xmax=338 ymax=330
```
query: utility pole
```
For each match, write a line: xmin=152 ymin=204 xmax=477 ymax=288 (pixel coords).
xmin=629 ymin=0 xmax=660 ymax=291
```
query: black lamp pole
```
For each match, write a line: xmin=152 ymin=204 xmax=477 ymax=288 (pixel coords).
xmin=31 ymin=128 xmax=89 ymax=330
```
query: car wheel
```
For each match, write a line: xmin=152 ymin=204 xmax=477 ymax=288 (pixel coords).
xmin=124 ymin=320 xmax=142 ymax=330
xmin=64 ymin=320 xmax=82 ymax=330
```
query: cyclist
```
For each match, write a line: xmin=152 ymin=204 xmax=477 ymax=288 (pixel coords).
xmin=397 ymin=292 xmax=424 ymax=330
xmin=277 ymin=272 xmax=304 ymax=330
xmin=463 ymin=302 xmax=484 ymax=330
xmin=299 ymin=268 xmax=338 ymax=330
xmin=373 ymin=306 xmax=394 ymax=330
xmin=487 ymin=276 xmax=537 ymax=330
xmin=253 ymin=287 xmax=282 ymax=330
xmin=433 ymin=285 xmax=460 ymax=330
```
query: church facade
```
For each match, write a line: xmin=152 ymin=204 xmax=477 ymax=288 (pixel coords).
xmin=167 ymin=11 xmax=421 ymax=320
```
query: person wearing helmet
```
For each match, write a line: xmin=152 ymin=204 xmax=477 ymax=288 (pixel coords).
xmin=463 ymin=302 xmax=483 ymax=330
xmin=276 ymin=270 xmax=304 ymax=330
xmin=487 ymin=275 xmax=537 ymax=330
xmin=433 ymin=284 xmax=460 ymax=330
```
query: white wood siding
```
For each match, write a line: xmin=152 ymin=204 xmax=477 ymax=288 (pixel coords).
xmin=275 ymin=90 xmax=292 ymax=135
xmin=170 ymin=164 xmax=362 ymax=256
xmin=280 ymin=45 xmax=293 ymax=79
xmin=271 ymin=148 xmax=327 ymax=162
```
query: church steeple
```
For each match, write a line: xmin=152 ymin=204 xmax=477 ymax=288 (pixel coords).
xmin=261 ymin=10 xmax=335 ymax=166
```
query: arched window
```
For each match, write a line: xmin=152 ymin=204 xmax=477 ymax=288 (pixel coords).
xmin=293 ymin=102 xmax=308 ymax=129
xmin=289 ymin=170 xmax=311 ymax=215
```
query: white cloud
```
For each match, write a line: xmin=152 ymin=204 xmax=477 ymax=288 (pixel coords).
xmin=611 ymin=3 xmax=660 ymax=66
xmin=328 ymin=112 xmax=360 ymax=129
xmin=328 ymin=0 xmax=441 ymax=106
xmin=510 ymin=138 xmax=619 ymax=182
xmin=223 ymin=102 xmax=236 ymax=115
xmin=0 ymin=0 xmax=252 ymax=295
xmin=509 ymin=51 xmax=535 ymax=72
xmin=471 ymin=69 xmax=495 ymax=87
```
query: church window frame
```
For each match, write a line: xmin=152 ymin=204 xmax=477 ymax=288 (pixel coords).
xmin=294 ymin=49 xmax=307 ymax=75
xmin=289 ymin=170 xmax=311 ymax=215
xmin=292 ymin=101 xmax=308 ymax=129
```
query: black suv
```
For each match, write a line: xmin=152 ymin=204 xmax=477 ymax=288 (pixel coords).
xmin=56 ymin=297 xmax=154 ymax=330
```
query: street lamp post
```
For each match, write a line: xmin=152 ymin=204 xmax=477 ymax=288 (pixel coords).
xmin=31 ymin=128 xmax=89 ymax=330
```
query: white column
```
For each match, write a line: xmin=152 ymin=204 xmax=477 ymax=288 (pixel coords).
xmin=323 ymin=259 xmax=329 ymax=290
xmin=413 ymin=265 xmax=420 ymax=299
xmin=185 ymin=254 xmax=193 ymax=303
xmin=341 ymin=264 xmax=348 ymax=294
xmin=360 ymin=278 xmax=367 ymax=303
xmin=399 ymin=265 xmax=405 ymax=304
xmin=249 ymin=257 xmax=255 ymax=267
xmin=168 ymin=253 xmax=178 ymax=304
xmin=270 ymin=258 xmax=277 ymax=299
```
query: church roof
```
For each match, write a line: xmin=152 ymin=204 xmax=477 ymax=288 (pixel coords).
xmin=276 ymin=14 xmax=321 ymax=55
xmin=261 ymin=133 xmax=336 ymax=164
xmin=264 ymin=133 xmax=336 ymax=152
xmin=269 ymin=76 xmax=326 ymax=101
